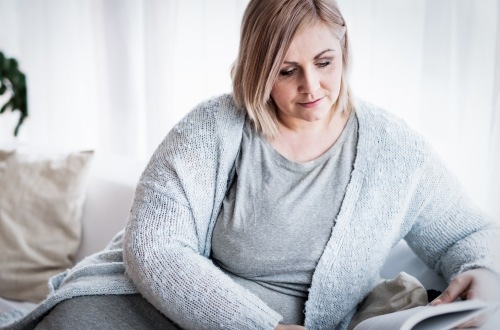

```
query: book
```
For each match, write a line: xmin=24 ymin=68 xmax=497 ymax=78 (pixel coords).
xmin=353 ymin=300 xmax=500 ymax=330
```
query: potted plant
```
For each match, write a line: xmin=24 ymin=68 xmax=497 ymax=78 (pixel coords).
xmin=0 ymin=51 xmax=28 ymax=137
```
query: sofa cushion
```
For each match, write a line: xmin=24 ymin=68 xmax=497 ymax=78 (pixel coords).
xmin=0 ymin=149 xmax=93 ymax=302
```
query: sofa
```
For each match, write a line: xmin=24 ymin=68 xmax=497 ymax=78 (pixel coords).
xmin=1 ymin=155 xmax=499 ymax=328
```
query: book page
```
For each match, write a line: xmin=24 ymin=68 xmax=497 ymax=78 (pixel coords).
xmin=353 ymin=300 xmax=495 ymax=330
xmin=353 ymin=306 xmax=426 ymax=330
xmin=412 ymin=308 xmax=491 ymax=330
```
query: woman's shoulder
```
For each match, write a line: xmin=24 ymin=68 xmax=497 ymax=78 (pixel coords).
xmin=186 ymin=93 xmax=246 ymax=126
xmin=354 ymin=99 xmax=433 ymax=164
xmin=149 ymin=94 xmax=246 ymax=173
xmin=157 ymin=93 xmax=246 ymax=150
xmin=354 ymin=99 xmax=417 ymax=134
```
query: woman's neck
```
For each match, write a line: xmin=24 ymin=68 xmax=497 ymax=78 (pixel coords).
xmin=269 ymin=108 xmax=350 ymax=163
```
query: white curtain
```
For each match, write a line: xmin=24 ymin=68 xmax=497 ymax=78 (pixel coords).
xmin=338 ymin=0 xmax=500 ymax=218
xmin=1 ymin=0 xmax=499 ymax=218
xmin=0 ymin=0 xmax=246 ymax=158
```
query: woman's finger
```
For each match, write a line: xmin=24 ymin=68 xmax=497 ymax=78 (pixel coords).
xmin=431 ymin=274 xmax=471 ymax=305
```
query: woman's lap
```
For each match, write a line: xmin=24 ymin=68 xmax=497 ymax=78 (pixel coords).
xmin=34 ymin=294 xmax=179 ymax=330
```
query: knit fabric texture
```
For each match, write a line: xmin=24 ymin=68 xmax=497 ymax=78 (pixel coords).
xmin=1 ymin=94 xmax=499 ymax=330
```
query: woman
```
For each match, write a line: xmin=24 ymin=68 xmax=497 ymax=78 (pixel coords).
xmin=3 ymin=0 xmax=499 ymax=329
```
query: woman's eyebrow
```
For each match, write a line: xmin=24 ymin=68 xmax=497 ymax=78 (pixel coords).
xmin=283 ymin=49 xmax=336 ymax=65
xmin=314 ymin=49 xmax=336 ymax=59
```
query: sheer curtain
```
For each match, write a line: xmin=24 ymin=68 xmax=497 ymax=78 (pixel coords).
xmin=338 ymin=0 xmax=500 ymax=218
xmin=0 ymin=0 xmax=498 ymax=217
xmin=0 ymin=0 xmax=246 ymax=161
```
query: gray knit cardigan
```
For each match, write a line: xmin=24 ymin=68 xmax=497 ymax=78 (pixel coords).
xmin=2 ymin=94 xmax=499 ymax=330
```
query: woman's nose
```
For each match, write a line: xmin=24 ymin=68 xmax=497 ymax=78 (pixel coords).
xmin=298 ymin=69 xmax=320 ymax=94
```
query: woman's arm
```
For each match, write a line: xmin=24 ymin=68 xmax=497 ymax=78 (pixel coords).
xmin=405 ymin=147 xmax=500 ymax=281
xmin=124 ymin=189 xmax=281 ymax=329
xmin=405 ymin=146 xmax=500 ymax=326
xmin=123 ymin=97 xmax=282 ymax=329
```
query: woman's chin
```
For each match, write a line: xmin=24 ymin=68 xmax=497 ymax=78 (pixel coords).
xmin=298 ymin=107 xmax=333 ymax=122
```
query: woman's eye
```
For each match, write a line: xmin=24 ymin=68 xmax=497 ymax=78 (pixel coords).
xmin=279 ymin=68 xmax=296 ymax=77
xmin=317 ymin=61 xmax=331 ymax=68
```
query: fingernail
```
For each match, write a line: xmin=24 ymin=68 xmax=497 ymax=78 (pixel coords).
xmin=431 ymin=298 xmax=442 ymax=306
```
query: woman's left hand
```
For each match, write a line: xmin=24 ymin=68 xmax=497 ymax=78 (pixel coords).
xmin=431 ymin=268 xmax=500 ymax=328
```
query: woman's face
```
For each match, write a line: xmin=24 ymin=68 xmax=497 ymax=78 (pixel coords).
xmin=271 ymin=22 xmax=343 ymax=128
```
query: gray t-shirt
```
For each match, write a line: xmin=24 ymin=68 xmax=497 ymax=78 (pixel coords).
xmin=211 ymin=111 xmax=358 ymax=325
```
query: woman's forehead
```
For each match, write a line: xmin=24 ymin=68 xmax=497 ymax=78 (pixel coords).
xmin=283 ymin=22 xmax=341 ymax=61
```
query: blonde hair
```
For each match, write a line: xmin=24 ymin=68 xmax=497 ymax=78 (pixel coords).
xmin=231 ymin=0 xmax=354 ymax=139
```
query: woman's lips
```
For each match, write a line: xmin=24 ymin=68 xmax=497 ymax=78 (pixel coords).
xmin=298 ymin=97 xmax=323 ymax=109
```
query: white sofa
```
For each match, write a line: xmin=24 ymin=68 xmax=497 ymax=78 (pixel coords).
xmin=75 ymin=173 xmax=137 ymax=262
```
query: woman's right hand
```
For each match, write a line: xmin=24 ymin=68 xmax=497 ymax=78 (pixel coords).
xmin=275 ymin=325 xmax=307 ymax=330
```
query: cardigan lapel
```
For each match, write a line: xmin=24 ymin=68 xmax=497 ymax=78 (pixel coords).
xmin=305 ymin=102 xmax=384 ymax=328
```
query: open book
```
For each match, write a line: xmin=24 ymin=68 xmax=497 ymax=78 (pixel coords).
xmin=353 ymin=300 xmax=500 ymax=330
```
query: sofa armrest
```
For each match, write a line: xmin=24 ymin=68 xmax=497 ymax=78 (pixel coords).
xmin=76 ymin=176 xmax=135 ymax=262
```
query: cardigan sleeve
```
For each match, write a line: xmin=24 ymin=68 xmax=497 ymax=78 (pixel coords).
xmin=404 ymin=146 xmax=500 ymax=282
xmin=123 ymin=96 xmax=282 ymax=330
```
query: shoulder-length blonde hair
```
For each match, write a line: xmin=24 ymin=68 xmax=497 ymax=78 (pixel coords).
xmin=231 ymin=0 xmax=354 ymax=139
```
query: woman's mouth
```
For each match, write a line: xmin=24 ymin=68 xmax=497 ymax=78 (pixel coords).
xmin=298 ymin=97 xmax=323 ymax=109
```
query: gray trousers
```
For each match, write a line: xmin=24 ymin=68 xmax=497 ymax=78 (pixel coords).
xmin=33 ymin=294 xmax=180 ymax=330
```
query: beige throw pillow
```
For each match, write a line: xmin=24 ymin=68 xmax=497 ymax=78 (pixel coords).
xmin=0 ymin=149 xmax=93 ymax=302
